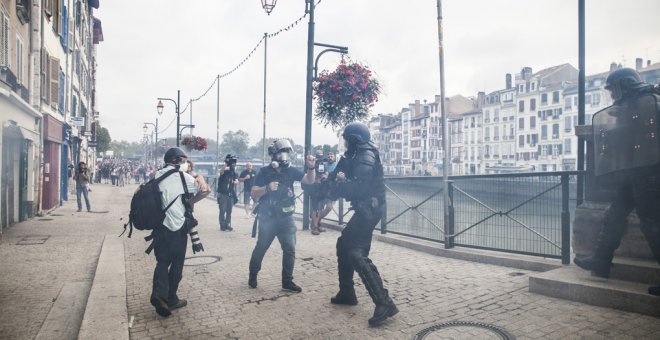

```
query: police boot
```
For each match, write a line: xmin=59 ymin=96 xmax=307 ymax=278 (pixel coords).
xmin=331 ymin=286 xmax=358 ymax=305
xmin=355 ymin=259 xmax=398 ymax=326
xmin=574 ymin=254 xmax=611 ymax=278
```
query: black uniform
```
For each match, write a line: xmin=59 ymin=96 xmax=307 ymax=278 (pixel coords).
xmin=575 ymin=77 xmax=660 ymax=296
xmin=217 ymin=168 xmax=237 ymax=231
xmin=328 ymin=142 xmax=397 ymax=325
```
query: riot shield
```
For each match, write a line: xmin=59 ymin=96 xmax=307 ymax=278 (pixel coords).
xmin=592 ymin=93 xmax=660 ymax=176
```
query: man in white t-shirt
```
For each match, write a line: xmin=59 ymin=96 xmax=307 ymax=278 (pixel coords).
xmin=150 ymin=147 xmax=206 ymax=317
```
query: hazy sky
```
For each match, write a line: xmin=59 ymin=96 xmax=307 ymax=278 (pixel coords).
xmin=95 ymin=0 xmax=660 ymax=147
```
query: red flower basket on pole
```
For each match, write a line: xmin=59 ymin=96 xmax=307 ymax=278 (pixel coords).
xmin=181 ymin=136 xmax=208 ymax=152
xmin=313 ymin=61 xmax=381 ymax=129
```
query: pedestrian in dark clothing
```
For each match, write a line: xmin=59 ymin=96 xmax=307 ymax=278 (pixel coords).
xmin=239 ymin=162 xmax=256 ymax=217
xmin=217 ymin=154 xmax=239 ymax=231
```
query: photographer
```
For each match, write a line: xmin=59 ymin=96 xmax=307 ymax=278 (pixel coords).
xmin=217 ymin=154 xmax=239 ymax=231
xmin=310 ymin=151 xmax=338 ymax=234
xmin=247 ymin=139 xmax=316 ymax=292
xmin=238 ymin=162 xmax=256 ymax=217
xmin=73 ymin=161 xmax=91 ymax=212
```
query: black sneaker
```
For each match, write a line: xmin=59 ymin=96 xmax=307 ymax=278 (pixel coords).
xmin=282 ymin=281 xmax=302 ymax=293
xmin=248 ymin=273 xmax=258 ymax=289
xmin=227 ymin=226 xmax=234 ymax=231
xmin=168 ymin=299 xmax=188 ymax=310
xmin=150 ymin=296 xmax=171 ymax=317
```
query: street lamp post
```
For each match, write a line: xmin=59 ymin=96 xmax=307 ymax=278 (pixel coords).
xmin=143 ymin=118 xmax=158 ymax=163
xmin=157 ymin=90 xmax=181 ymax=146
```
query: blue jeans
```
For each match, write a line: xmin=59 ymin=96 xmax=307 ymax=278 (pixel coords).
xmin=249 ymin=214 xmax=297 ymax=283
xmin=217 ymin=193 xmax=234 ymax=229
xmin=76 ymin=185 xmax=91 ymax=211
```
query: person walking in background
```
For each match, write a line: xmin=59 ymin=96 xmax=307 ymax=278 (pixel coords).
xmin=217 ymin=154 xmax=239 ymax=231
xmin=73 ymin=161 xmax=91 ymax=212
xmin=239 ymin=162 xmax=256 ymax=217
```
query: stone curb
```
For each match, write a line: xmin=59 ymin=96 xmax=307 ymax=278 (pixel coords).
xmin=78 ymin=235 xmax=129 ymax=340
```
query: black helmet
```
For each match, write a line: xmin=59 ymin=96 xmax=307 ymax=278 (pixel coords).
xmin=605 ymin=68 xmax=645 ymax=102
xmin=267 ymin=139 xmax=293 ymax=156
xmin=163 ymin=147 xmax=187 ymax=164
xmin=268 ymin=139 xmax=293 ymax=168
xmin=342 ymin=122 xmax=371 ymax=146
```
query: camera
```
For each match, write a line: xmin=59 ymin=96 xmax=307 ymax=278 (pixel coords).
xmin=314 ymin=151 xmax=327 ymax=173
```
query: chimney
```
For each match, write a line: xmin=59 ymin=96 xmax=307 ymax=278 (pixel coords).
xmin=477 ymin=91 xmax=485 ymax=109
xmin=505 ymin=73 xmax=512 ymax=89
xmin=609 ymin=62 xmax=618 ymax=72
xmin=522 ymin=67 xmax=533 ymax=80
xmin=635 ymin=58 xmax=643 ymax=71
xmin=414 ymin=100 xmax=421 ymax=116
xmin=435 ymin=95 xmax=441 ymax=103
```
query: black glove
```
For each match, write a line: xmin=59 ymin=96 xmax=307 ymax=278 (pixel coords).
xmin=192 ymin=243 xmax=205 ymax=254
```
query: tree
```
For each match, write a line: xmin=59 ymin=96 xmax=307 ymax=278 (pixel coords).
xmin=219 ymin=130 xmax=250 ymax=158
xmin=96 ymin=123 xmax=111 ymax=154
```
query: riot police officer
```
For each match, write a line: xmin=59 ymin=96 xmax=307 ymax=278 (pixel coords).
xmin=319 ymin=122 xmax=398 ymax=326
xmin=574 ymin=68 xmax=660 ymax=296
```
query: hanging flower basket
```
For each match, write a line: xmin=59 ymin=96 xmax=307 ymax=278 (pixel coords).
xmin=181 ymin=136 xmax=208 ymax=151
xmin=313 ymin=61 xmax=381 ymax=129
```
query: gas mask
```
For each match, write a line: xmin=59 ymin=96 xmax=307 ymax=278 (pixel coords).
xmin=271 ymin=151 xmax=290 ymax=169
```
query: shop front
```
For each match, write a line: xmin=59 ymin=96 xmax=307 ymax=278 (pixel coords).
xmin=42 ymin=115 xmax=63 ymax=211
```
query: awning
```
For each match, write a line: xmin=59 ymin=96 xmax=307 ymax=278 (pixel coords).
xmin=19 ymin=126 xmax=40 ymax=142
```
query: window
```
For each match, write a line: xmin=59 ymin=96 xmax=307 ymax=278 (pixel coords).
xmin=1 ymin=9 xmax=8 ymax=66
xmin=541 ymin=93 xmax=548 ymax=105
xmin=494 ymin=109 xmax=500 ymax=121
xmin=494 ymin=126 xmax=500 ymax=140
xmin=552 ymin=91 xmax=559 ymax=103
xmin=484 ymin=127 xmax=490 ymax=141
xmin=531 ymin=82 xmax=535 ymax=91
xmin=592 ymin=93 xmax=601 ymax=106
xmin=16 ymin=36 xmax=23 ymax=83
xmin=518 ymin=100 xmax=525 ymax=113
xmin=530 ymin=116 xmax=536 ymax=129
xmin=530 ymin=98 xmax=536 ymax=111
xmin=564 ymin=138 xmax=572 ymax=154
xmin=518 ymin=117 xmax=524 ymax=130
xmin=485 ymin=110 xmax=490 ymax=122
xmin=565 ymin=97 xmax=572 ymax=109
xmin=552 ymin=124 xmax=559 ymax=138
xmin=541 ymin=125 xmax=548 ymax=140
xmin=564 ymin=116 xmax=572 ymax=132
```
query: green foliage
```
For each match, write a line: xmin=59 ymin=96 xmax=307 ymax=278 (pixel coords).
xmin=95 ymin=123 xmax=111 ymax=154
xmin=220 ymin=130 xmax=250 ymax=158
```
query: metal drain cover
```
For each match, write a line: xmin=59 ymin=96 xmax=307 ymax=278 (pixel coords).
xmin=184 ymin=255 xmax=222 ymax=266
xmin=16 ymin=235 xmax=50 ymax=245
xmin=413 ymin=321 xmax=515 ymax=340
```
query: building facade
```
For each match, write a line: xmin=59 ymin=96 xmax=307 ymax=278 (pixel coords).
xmin=0 ymin=0 xmax=101 ymax=231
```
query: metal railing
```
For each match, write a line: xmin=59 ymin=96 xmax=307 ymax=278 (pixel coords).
xmin=382 ymin=172 xmax=578 ymax=263
xmin=207 ymin=172 xmax=578 ymax=264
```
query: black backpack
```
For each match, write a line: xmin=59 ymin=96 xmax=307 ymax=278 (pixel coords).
xmin=121 ymin=168 xmax=178 ymax=238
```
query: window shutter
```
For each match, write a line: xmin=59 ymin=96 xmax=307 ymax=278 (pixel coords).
xmin=1 ymin=12 xmax=8 ymax=66
xmin=41 ymin=51 xmax=49 ymax=101
xmin=50 ymin=57 xmax=59 ymax=109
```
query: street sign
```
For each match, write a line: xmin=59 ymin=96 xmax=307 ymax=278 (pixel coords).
xmin=70 ymin=117 xmax=85 ymax=127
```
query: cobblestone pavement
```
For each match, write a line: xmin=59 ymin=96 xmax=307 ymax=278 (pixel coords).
xmin=2 ymin=183 xmax=660 ymax=339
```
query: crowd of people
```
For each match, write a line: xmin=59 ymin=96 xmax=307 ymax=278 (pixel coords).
xmin=94 ymin=159 xmax=159 ymax=186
